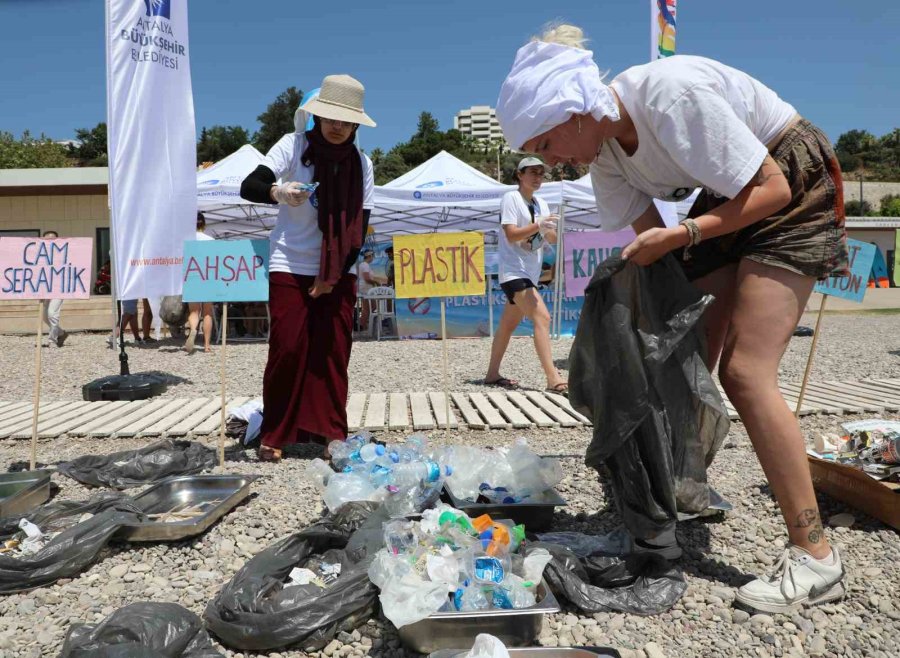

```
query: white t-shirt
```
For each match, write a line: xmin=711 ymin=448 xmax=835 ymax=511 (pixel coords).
xmin=357 ymin=260 xmax=374 ymax=295
xmin=195 ymin=231 xmax=214 ymax=241
xmin=591 ymin=55 xmax=797 ymax=231
xmin=262 ymin=132 xmax=374 ymax=275
xmin=498 ymin=190 xmax=550 ymax=284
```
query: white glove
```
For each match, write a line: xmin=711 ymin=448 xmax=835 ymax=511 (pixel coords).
xmin=271 ymin=182 xmax=310 ymax=207
xmin=538 ymin=215 xmax=559 ymax=236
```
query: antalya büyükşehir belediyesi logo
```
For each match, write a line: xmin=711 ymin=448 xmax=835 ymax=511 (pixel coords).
xmin=144 ymin=0 xmax=171 ymax=19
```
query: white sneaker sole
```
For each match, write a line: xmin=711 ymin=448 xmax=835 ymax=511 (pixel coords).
xmin=735 ymin=581 xmax=845 ymax=614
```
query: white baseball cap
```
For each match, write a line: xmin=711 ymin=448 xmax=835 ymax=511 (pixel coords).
xmin=517 ymin=156 xmax=545 ymax=170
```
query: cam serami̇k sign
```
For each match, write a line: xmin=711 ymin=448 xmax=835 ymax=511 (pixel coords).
xmin=393 ymin=232 xmax=485 ymax=299
xmin=0 ymin=238 xmax=93 ymax=300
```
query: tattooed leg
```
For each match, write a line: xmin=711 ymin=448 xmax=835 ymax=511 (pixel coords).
xmin=794 ymin=509 xmax=825 ymax=545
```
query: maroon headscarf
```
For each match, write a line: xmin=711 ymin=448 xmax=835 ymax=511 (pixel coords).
xmin=302 ymin=123 xmax=365 ymax=286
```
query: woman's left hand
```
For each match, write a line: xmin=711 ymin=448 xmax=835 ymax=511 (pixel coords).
xmin=621 ymin=226 xmax=687 ymax=266
xmin=309 ymin=278 xmax=334 ymax=298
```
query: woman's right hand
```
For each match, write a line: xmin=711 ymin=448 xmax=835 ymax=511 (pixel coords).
xmin=539 ymin=214 xmax=560 ymax=235
xmin=271 ymin=182 xmax=311 ymax=207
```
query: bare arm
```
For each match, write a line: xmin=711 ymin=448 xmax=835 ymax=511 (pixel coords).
xmin=502 ymin=222 xmax=541 ymax=243
xmin=622 ymin=155 xmax=792 ymax=264
xmin=631 ymin=203 xmax=665 ymax=234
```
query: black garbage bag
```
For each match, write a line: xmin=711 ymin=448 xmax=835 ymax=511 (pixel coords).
xmin=204 ymin=502 xmax=381 ymax=652
xmin=60 ymin=602 xmax=223 ymax=657
xmin=569 ymin=255 xmax=730 ymax=542
xmin=0 ymin=493 xmax=143 ymax=594
xmin=57 ymin=440 xmax=216 ymax=489
xmin=531 ymin=542 xmax=686 ymax=616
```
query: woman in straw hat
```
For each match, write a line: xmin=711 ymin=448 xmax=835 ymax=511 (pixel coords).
xmin=240 ymin=74 xmax=376 ymax=462
xmin=496 ymin=24 xmax=848 ymax=614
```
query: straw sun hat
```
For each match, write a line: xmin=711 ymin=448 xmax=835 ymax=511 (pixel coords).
xmin=300 ymin=74 xmax=377 ymax=127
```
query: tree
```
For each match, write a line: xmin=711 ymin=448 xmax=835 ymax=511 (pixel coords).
xmin=197 ymin=125 xmax=250 ymax=164
xmin=69 ymin=123 xmax=108 ymax=166
xmin=879 ymin=194 xmax=900 ymax=217
xmin=0 ymin=131 xmax=71 ymax=169
xmin=844 ymin=200 xmax=872 ymax=217
xmin=253 ymin=86 xmax=303 ymax=154
xmin=835 ymin=129 xmax=876 ymax=173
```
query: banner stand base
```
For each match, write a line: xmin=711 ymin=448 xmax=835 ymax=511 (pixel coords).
xmin=82 ymin=373 xmax=168 ymax=402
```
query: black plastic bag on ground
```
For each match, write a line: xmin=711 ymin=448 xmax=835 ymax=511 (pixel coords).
xmin=569 ymin=255 xmax=730 ymax=542
xmin=204 ymin=502 xmax=381 ymax=652
xmin=57 ymin=440 xmax=216 ymax=489
xmin=530 ymin=542 xmax=686 ymax=616
xmin=0 ymin=494 xmax=143 ymax=594
xmin=60 ymin=602 xmax=223 ymax=657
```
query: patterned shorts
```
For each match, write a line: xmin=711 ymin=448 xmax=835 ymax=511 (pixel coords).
xmin=680 ymin=118 xmax=849 ymax=282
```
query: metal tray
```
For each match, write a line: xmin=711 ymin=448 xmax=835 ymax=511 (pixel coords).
xmin=0 ymin=470 xmax=51 ymax=518
xmin=442 ymin=485 xmax=566 ymax=532
xmin=430 ymin=648 xmax=621 ymax=658
xmin=115 ymin=474 xmax=256 ymax=542
xmin=398 ymin=581 xmax=560 ymax=654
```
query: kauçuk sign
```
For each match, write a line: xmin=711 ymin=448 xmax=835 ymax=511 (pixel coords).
xmin=0 ymin=238 xmax=93 ymax=300
xmin=182 ymin=239 xmax=269 ymax=302
xmin=564 ymin=229 xmax=635 ymax=297
xmin=393 ymin=232 xmax=486 ymax=299
xmin=813 ymin=238 xmax=877 ymax=303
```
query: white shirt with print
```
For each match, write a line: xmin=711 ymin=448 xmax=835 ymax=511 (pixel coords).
xmin=498 ymin=190 xmax=550 ymax=285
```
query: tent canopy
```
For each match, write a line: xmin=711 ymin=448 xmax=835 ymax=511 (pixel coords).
xmin=196 ymin=144 xmax=278 ymax=240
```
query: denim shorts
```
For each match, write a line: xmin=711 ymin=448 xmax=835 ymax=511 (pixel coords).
xmin=121 ymin=299 xmax=138 ymax=314
xmin=680 ymin=119 xmax=849 ymax=282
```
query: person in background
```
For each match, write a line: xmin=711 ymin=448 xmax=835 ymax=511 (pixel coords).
xmin=40 ymin=230 xmax=68 ymax=347
xmin=240 ymin=74 xmax=376 ymax=462
xmin=139 ymin=299 xmax=156 ymax=345
xmin=484 ymin=157 xmax=566 ymax=393
xmin=496 ymin=23 xmax=849 ymax=612
xmin=185 ymin=212 xmax=216 ymax=354
xmin=115 ymin=299 xmax=142 ymax=345
xmin=356 ymin=249 xmax=385 ymax=332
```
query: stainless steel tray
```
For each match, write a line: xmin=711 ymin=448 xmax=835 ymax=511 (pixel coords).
xmin=398 ymin=581 xmax=560 ymax=654
xmin=115 ymin=474 xmax=256 ymax=542
xmin=430 ymin=648 xmax=621 ymax=658
xmin=443 ymin=485 xmax=567 ymax=532
xmin=0 ymin=470 xmax=51 ymax=518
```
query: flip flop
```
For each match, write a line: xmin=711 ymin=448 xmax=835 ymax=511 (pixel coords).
xmin=546 ymin=382 xmax=569 ymax=396
xmin=485 ymin=377 xmax=519 ymax=389
xmin=184 ymin=329 xmax=196 ymax=354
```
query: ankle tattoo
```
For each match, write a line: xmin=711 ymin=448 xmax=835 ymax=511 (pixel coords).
xmin=794 ymin=508 xmax=824 ymax=544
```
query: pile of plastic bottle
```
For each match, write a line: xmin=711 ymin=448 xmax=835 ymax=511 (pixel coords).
xmin=444 ymin=438 xmax=565 ymax=503
xmin=367 ymin=504 xmax=553 ymax=628
xmin=306 ymin=432 xmax=453 ymax=516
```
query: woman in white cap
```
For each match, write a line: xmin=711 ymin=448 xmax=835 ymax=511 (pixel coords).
xmin=485 ymin=156 xmax=567 ymax=394
xmin=240 ymin=74 xmax=375 ymax=462
xmin=496 ymin=24 xmax=848 ymax=613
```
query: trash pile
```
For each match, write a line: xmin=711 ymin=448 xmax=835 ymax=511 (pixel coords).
xmin=307 ymin=433 xmax=452 ymax=515
xmin=811 ymin=419 xmax=900 ymax=482
xmin=367 ymin=504 xmax=553 ymax=627
xmin=444 ymin=438 xmax=564 ymax=504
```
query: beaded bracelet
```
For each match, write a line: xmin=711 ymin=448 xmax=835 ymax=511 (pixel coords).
xmin=681 ymin=218 xmax=701 ymax=261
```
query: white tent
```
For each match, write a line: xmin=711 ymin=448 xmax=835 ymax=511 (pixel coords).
xmin=370 ymin=150 xmax=516 ymax=235
xmin=196 ymin=144 xmax=278 ymax=240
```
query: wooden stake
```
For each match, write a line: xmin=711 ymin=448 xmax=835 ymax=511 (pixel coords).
xmin=218 ymin=304 xmax=228 ymax=469
xmin=487 ymin=273 xmax=494 ymax=340
xmin=795 ymin=294 xmax=828 ymax=417
xmin=440 ymin=298 xmax=451 ymax=439
xmin=30 ymin=301 xmax=43 ymax=471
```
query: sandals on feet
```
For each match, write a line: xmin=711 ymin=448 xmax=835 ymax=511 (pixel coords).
xmin=258 ymin=445 xmax=282 ymax=462
xmin=485 ymin=377 xmax=519 ymax=389
xmin=546 ymin=382 xmax=569 ymax=396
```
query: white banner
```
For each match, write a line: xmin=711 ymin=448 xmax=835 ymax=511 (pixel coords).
xmin=106 ymin=0 xmax=196 ymax=300
xmin=651 ymin=0 xmax=677 ymax=61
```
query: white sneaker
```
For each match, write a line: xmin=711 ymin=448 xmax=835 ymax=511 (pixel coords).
xmin=736 ymin=545 xmax=845 ymax=614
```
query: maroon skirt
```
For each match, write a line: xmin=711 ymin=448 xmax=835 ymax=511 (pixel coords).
xmin=259 ymin=272 xmax=356 ymax=448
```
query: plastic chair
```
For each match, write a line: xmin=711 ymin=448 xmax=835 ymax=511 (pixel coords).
xmin=365 ymin=286 xmax=396 ymax=340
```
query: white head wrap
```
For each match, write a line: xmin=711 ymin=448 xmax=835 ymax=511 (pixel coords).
xmin=496 ymin=41 xmax=620 ymax=151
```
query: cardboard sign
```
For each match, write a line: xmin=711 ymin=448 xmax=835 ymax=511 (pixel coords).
xmin=0 ymin=238 xmax=93 ymax=300
xmin=813 ymin=239 xmax=877 ymax=303
xmin=393 ymin=232 xmax=485 ymax=299
xmin=182 ymin=239 xmax=269 ymax=302
xmin=564 ymin=229 xmax=635 ymax=297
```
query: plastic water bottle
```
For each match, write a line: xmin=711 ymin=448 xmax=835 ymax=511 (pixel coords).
xmin=391 ymin=460 xmax=444 ymax=488
xmin=471 ymin=548 xmax=510 ymax=585
xmin=454 ymin=579 xmax=491 ymax=611
xmin=305 ymin=458 xmax=334 ymax=490
xmin=383 ymin=518 xmax=419 ymax=556
xmin=359 ymin=443 xmax=385 ymax=463
xmin=322 ymin=472 xmax=375 ymax=512
xmin=491 ymin=574 xmax=536 ymax=609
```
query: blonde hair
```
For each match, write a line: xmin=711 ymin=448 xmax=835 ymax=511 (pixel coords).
xmin=533 ymin=22 xmax=588 ymax=50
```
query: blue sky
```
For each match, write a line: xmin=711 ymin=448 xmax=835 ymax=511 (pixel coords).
xmin=0 ymin=0 xmax=897 ymax=154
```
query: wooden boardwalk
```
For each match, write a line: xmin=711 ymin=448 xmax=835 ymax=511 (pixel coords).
xmin=2 ymin=379 xmax=900 ymax=439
